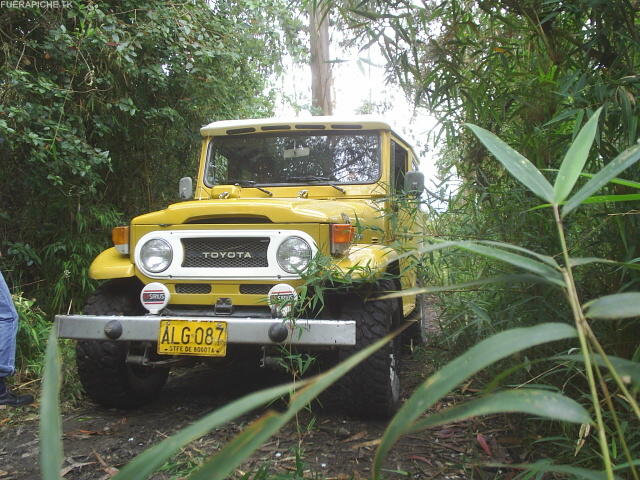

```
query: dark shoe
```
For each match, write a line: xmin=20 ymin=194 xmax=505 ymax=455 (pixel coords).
xmin=0 ymin=388 xmax=34 ymax=407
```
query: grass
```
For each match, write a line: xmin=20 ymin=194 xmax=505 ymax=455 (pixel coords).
xmin=13 ymin=292 xmax=81 ymax=405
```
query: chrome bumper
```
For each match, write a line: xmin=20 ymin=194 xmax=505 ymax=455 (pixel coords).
xmin=54 ymin=314 xmax=356 ymax=346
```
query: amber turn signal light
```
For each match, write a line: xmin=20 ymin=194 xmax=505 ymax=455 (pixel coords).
xmin=112 ymin=226 xmax=130 ymax=255
xmin=331 ymin=224 xmax=355 ymax=256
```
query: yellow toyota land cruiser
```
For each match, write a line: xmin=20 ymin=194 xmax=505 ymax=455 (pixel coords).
xmin=55 ymin=116 xmax=427 ymax=419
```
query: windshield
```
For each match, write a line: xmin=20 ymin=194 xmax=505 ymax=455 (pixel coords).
xmin=204 ymin=131 xmax=380 ymax=186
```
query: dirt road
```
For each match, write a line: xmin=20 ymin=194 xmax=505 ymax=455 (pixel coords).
xmin=0 ymin=301 xmax=525 ymax=480
xmin=0 ymin=347 xmax=524 ymax=480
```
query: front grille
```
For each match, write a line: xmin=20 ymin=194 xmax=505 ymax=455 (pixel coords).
xmin=239 ymin=284 xmax=273 ymax=295
xmin=175 ymin=284 xmax=212 ymax=294
xmin=181 ymin=237 xmax=270 ymax=268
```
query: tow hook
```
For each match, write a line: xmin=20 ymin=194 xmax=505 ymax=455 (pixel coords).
xmin=259 ymin=346 xmax=284 ymax=370
xmin=126 ymin=343 xmax=190 ymax=368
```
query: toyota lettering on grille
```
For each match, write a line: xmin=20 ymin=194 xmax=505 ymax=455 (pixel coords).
xmin=202 ymin=251 xmax=253 ymax=259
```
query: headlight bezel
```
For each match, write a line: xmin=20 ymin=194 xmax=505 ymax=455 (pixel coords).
xmin=276 ymin=236 xmax=312 ymax=274
xmin=139 ymin=238 xmax=173 ymax=273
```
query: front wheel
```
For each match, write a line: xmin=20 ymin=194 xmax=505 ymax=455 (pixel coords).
xmin=338 ymin=281 xmax=402 ymax=419
xmin=76 ymin=279 xmax=169 ymax=409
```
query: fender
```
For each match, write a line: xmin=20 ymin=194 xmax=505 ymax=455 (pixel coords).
xmin=334 ymin=244 xmax=396 ymax=278
xmin=335 ymin=244 xmax=417 ymax=316
xmin=89 ymin=247 xmax=135 ymax=280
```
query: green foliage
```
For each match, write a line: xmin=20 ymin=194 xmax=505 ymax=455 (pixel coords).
xmin=374 ymin=323 xmax=582 ymax=476
xmin=13 ymin=291 xmax=81 ymax=401
xmin=377 ymin=119 xmax=640 ymax=478
xmin=461 ymin=124 xmax=640 ymax=479
xmin=329 ymin=1 xmax=640 ymax=473
xmin=13 ymin=293 xmax=49 ymax=378
xmin=0 ymin=0 xmax=298 ymax=312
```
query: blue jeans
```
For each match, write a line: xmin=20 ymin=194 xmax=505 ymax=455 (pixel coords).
xmin=0 ymin=271 xmax=18 ymax=378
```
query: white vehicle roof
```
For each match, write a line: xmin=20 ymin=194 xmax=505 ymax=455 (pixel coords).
xmin=200 ymin=115 xmax=393 ymax=137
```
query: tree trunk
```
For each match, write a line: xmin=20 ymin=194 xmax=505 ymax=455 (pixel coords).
xmin=309 ymin=5 xmax=333 ymax=115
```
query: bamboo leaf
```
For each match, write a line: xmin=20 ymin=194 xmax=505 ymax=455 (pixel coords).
xmin=578 ymin=193 xmax=640 ymax=203
xmin=554 ymin=107 xmax=602 ymax=203
xmin=392 ymin=240 xmax=564 ymax=286
xmin=530 ymin=193 xmax=640 ymax=211
xmin=556 ymin=354 xmax=640 ymax=386
xmin=543 ymin=169 xmax=640 ymax=190
xmin=373 ymin=323 xmax=577 ymax=477
xmin=584 ymin=292 xmax=640 ymax=319
xmin=568 ymin=257 xmax=616 ymax=268
xmin=562 ymin=143 xmax=640 ymax=217
xmin=39 ymin=328 xmax=63 ymax=480
xmin=189 ymin=328 xmax=402 ymax=480
xmin=578 ymin=172 xmax=640 ymax=190
xmin=410 ymin=389 xmax=591 ymax=433
xmin=466 ymin=124 xmax=554 ymax=202
xmin=500 ymin=461 xmax=620 ymax=480
xmin=477 ymin=240 xmax=560 ymax=268
xmin=614 ymin=460 xmax=640 ymax=471
xmin=377 ymin=274 xmax=556 ymax=300
xmin=542 ymin=108 xmax=581 ymax=127
xmin=112 ymin=382 xmax=301 ymax=480
xmin=456 ymin=242 xmax=564 ymax=286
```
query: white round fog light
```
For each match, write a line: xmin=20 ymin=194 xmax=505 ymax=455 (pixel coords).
xmin=140 ymin=282 xmax=170 ymax=314
xmin=268 ymin=283 xmax=298 ymax=317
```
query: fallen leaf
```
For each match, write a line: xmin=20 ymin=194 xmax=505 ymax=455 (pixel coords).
xmin=407 ymin=455 xmax=432 ymax=465
xmin=476 ymin=433 xmax=492 ymax=457
xmin=65 ymin=429 xmax=100 ymax=439
xmin=342 ymin=430 xmax=367 ymax=443
xmin=93 ymin=450 xmax=119 ymax=477
xmin=350 ymin=438 xmax=381 ymax=450
xmin=61 ymin=461 xmax=95 ymax=477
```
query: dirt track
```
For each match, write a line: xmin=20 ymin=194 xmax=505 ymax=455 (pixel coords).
xmin=0 ymin=350 xmax=527 ymax=480
xmin=0 ymin=303 xmax=526 ymax=479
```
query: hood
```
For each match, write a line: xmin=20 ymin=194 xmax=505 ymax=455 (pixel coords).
xmin=132 ymin=198 xmax=385 ymax=226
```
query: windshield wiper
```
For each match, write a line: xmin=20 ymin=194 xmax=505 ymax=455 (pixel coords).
xmin=284 ymin=176 xmax=346 ymax=194
xmin=228 ymin=179 xmax=273 ymax=196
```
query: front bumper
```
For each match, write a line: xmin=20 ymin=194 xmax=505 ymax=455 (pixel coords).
xmin=54 ymin=314 xmax=356 ymax=347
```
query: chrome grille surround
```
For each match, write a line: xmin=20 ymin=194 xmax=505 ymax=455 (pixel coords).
xmin=134 ymin=229 xmax=317 ymax=280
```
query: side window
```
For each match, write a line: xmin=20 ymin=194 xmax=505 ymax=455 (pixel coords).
xmin=391 ymin=140 xmax=408 ymax=192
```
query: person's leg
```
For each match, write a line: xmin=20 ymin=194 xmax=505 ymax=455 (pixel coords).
xmin=0 ymin=271 xmax=18 ymax=378
xmin=0 ymin=271 xmax=33 ymax=406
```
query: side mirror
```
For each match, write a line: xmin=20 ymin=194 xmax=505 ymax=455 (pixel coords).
xmin=404 ymin=171 xmax=424 ymax=195
xmin=179 ymin=177 xmax=193 ymax=200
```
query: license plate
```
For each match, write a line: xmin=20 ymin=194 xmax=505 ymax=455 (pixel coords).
xmin=157 ymin=320 xmax=227 ymax=357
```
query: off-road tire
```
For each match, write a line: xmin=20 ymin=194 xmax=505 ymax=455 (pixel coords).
xmin=76 ymin=278 xmax=169 ymax=409
xmin=338 ymin=280 xmax=402 ymax=419
xmin=406 ymin=294 xmax=429 ymax=346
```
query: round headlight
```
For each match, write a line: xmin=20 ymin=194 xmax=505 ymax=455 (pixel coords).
xmin=277 ymin=236 xmax=312 ymax=274
xmin=140 ymin=239 xmax=173 ymax=273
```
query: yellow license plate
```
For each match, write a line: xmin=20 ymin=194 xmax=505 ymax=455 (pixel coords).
xmin=157 ymin=320 xmax=227 ymax=357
